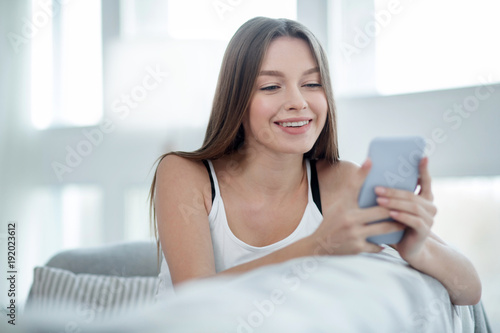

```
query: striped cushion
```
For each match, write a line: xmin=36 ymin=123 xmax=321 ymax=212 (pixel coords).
xmin=26 ymin=266 xmax=158 ymax=320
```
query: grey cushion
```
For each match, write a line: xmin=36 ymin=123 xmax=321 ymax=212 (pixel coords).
xmin=45 ymin=241 xmax=159 ymax=277
xmin=25 ymin=266 xmax=158 ymax=321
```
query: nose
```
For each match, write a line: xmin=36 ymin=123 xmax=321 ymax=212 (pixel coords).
xmin=284 ymin=86 xmax=307 ymax=111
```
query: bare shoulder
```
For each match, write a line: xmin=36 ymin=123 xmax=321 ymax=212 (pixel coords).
xmin=315 ymin=159 xmax=361 ymax=196
xmin=156 ymin=154 xmax=212 ymax=211
xmin=157 ymin=154 xmax=207 ymax=183
xmin=316 ymin=159 xmax=360 ymax=181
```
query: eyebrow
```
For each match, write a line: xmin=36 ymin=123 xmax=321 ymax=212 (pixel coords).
xmin=258 ymin=67 xmax=320 ymax=77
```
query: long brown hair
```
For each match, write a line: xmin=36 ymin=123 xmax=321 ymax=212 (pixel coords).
xmin=149 ymin=17 xmax=339 ymax=261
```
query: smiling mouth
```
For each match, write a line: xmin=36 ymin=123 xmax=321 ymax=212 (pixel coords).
xmin=276 ymin=120 xmax=311 ymax=128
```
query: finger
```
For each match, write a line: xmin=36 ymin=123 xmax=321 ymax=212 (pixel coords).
xmin=363 ymin=243 xmax=384 ymax=253
xmin=354 ymin=205 xmax=391 ymax=225
xmin=363 ymin=221 xmax=406 ymax=238
xmin=354 ymin=158 xmax=372 ymax=189
xmin=374 ymin=186 xmax=436 ymax=217
xmin=388 ymin=210 xmax=432 ymax=232
xmin=375 ymin=186 xmax=414 ymax=200
xmin=418 ymin=156 xmax=433 ymax=200
xmin=376 ymin=196 xmax=437 ymax=219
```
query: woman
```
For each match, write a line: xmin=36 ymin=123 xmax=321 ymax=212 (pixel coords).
xmin=150 ymin=17 xmax=481 ymax=305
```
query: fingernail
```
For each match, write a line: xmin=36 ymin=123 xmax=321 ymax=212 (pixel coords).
xmin=389 ymin=210 xmax=399 ymax=217
xmin=375 ymin=186 xmax=386 ymax=194
xmin=377 ymin=197 xmax=388 ymax=205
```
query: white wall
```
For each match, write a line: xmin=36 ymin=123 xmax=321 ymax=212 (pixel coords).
xmin=336 ymin=84 xmax=500 ymax=177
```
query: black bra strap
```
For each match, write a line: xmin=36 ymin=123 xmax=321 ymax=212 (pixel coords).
xmin=202 ymin=160 xmax=215 ymax=203
xmin=203 ymin=159 xmax=321 ymax=211
xmin=310 ymin=160 xmax=322 ymax=214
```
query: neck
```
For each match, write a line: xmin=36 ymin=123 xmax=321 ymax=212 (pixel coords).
xmin=228 ymin=146 xmax=306 ymax=198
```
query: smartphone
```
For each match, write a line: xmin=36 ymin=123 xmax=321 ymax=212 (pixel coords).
xmin=358 ymin=136 xmax=426 ymax=245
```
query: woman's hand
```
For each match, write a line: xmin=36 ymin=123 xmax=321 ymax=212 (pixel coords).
xmin=311 ymin=159 xmax=405 ymax=256
xmin=373 ymin=157 xmax=483 ymax=305
xmin=374 ymin=157 xmax=437 ymax=264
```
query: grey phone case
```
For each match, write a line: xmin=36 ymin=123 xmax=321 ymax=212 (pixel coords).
xmin=358 ymin=136 xmax=425 ymax=245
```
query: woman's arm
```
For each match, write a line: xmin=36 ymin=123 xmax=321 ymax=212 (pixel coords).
xmin=155 ymin=155 xmax=217 ymax=286
xmin=403 ymin=232 xmax=482 ymax=305
xmin=156 ymin=156 xmax=404 ymax=287
xmin=375 ymin=157 xmax=482 ymax=305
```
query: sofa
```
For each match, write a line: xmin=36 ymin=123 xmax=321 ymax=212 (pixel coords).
xmin=25 ymin=241 xmax=160 ymax=322
xmin=22 ymin=241 xmax=492 ymax=333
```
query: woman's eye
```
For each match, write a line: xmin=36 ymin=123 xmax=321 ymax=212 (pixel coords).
xmin=304 ymin=83 xmax=322 ymax=88
xmin=260 ymin=85 xmax=280 ymax=91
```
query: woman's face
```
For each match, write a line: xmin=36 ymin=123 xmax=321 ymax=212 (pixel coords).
xmin=243 ymin=36 xmax=328 ymax=157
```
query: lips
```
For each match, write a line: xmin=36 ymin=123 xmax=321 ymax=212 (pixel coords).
xmin=277 ymin=120 xmax=310 ymax=128
xmin=274 ymin=118 xmax=313 ymax=134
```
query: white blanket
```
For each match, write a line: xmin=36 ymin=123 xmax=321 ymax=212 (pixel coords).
xmin=140 ymin=247 xmax=472 ymax=333
xmin=19 ymin=247 xmax=474 ymax=333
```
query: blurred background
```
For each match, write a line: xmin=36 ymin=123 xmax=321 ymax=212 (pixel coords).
xmin=0 ymin=0 xmax=499 ymax=329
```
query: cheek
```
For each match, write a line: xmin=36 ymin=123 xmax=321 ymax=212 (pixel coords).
xmin=311 ymin=95 xmax=328 ymax=126
xmin=248 ymin=96 xmax=275 ymax=126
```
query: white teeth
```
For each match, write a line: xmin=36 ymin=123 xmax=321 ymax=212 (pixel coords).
xmin=278 ymin=120 xmax=310 ymax=127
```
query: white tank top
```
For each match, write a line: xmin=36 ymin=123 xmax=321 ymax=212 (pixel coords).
xmin=155 ymin=159 xmax=324 ymax=300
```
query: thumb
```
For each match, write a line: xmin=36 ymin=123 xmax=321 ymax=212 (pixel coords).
xmin=356 ymin=158 xmax=372 ymax=187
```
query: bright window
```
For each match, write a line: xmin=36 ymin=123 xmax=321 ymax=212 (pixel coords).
xmin=106 ymin=0 xmax=297 ymax=131
xmin=374 ymin=0 xmax=500 ymax=95
xmin=31 ymin=0 xmax=103 ymax=129
xmin=124 ymin=186 xmax=152 ymax=241
xmin=120 ymin=0 xmax=296 ymax=40
xmin=331 ymin=0 xmax=500 ymax=96
xmin=61 ymin=185 xmax=103 ymax=248
xmin=166 ymin=0 xmax=296 ymax=40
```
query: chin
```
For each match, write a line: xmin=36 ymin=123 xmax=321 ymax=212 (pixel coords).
xmin=277 ymin=144 xmax=315 ymax=156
